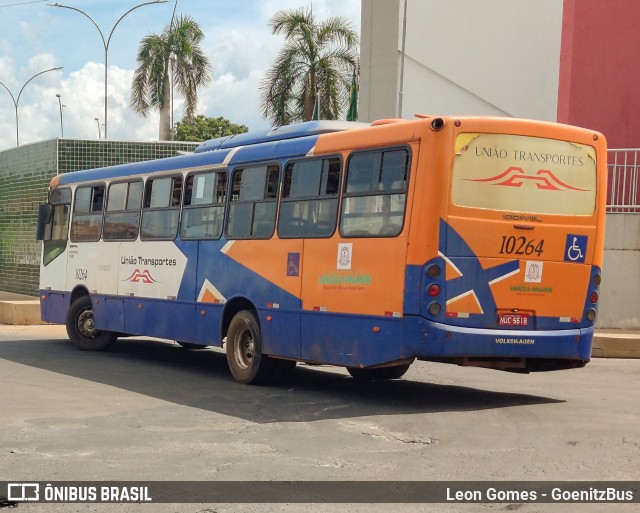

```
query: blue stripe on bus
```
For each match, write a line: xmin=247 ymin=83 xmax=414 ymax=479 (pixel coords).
xmin=175 ymin=238 xmax=301 ymax=310
xmin=40 ymin=286 xmax=592 ymax=367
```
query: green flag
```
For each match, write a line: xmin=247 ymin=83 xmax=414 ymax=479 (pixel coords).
xmin=346 ymin=71 xmax=358 ymax=121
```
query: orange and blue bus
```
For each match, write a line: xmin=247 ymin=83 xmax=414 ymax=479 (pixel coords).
xmin=37 ymin=116 xmax=607 ymax=384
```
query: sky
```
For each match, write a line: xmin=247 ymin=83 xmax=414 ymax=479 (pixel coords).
xmin=0 ymin=0 xmax=361 ymax=151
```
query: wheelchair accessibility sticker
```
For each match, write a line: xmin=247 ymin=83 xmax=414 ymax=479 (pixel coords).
xmin=564 ymin=234 xmax=587 ymax=263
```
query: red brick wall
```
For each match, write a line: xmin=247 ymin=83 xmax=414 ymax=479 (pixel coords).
xmin=558 ymin=0 xmax=640 ymax=148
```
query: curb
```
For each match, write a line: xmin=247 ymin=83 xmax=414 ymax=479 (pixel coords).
xmin=592 ymin=332 xmax=640 ymax=359
xmin=0 ymin=300 xmax=46 ymax=325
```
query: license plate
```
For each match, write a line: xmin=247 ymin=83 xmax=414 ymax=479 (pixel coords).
xmin=497 ymin=312 xmax=530 ymax=327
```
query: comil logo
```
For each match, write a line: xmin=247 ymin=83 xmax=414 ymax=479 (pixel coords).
xmin=7 ymin=483 xmax=40 ymax=501
xmin=466 ymin=167 xmax=589 ymax=191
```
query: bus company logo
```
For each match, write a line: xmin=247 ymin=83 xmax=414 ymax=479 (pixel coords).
xmin=466 ymin=167 xmax=589 ymax=191
xmin=123 ymin=269 xmax=158 ymax=284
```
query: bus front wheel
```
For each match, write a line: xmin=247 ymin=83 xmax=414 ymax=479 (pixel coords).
xmin=65 ymin=296 xmax=117 ymax=351
xmin=226 ymin=310 xmax=276 ymax=385
xmin=347 ymin=364 xmax=411 ymax=381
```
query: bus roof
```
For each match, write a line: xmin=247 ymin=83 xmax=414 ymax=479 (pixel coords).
xmin=193 ymin=120 xmax=369 ymax=153
xmin=50 ymin=121 xmax=370 ymax=188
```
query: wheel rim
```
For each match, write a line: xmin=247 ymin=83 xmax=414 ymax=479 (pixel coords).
xmin=234 ymin=326 xmax=255 ymax=370
xmin=76 ymin=307 xmax=99 ymax=339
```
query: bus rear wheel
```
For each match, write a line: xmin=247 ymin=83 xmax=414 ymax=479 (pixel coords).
xmin=347 ymin=363 xmax=411 ymax=381
xmin=66 ymin=296 xmax=117 ymax=351
xmin=226 ymin=310 xmax=276 ymax=385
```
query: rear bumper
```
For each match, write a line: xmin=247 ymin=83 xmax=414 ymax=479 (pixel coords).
xmin=404 ymin=317 xmax=593 ymax=370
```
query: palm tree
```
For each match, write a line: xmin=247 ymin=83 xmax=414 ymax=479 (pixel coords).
xmin=260 ymin=7 xmax=359 ymax=127
xmin=131 ymin=14 xmax=212 ymax=140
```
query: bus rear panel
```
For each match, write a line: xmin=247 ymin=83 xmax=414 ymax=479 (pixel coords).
xmin=404 ymin=120 xmax=606 ymax=372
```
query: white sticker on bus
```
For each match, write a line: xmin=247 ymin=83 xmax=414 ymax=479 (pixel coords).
xmin=524 ymin=261 xmax=543 ymax=283
xmin=337 ymin=243 xmax=352 ymax=270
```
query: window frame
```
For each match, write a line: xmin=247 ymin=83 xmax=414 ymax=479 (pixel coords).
xmin=140 ymin=173 xmax=184 ymax=241
xmin=277 ymin=155 xmax=342 ymax=239
xmin=339 ymin=146 xmax=412 ymax=238
xmin=225 ymin=162 xmax=281 ymax=240
xmin=70 ymin=182 xmax=106 ymax=243
xmin=103 ymin=179 xmax=144 ymax=242
xmin=44 ymin=187 xmax=72 ymax=242
xmin=179 ymin=168 xmax=228 ymax=240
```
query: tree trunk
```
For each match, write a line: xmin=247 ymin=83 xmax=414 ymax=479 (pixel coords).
xmin=159 ymin=72 xmax=172 ymax=141
xmin=303 ymin=72 xmax=316 ymax=122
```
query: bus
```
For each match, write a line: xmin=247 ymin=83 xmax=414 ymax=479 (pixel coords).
xmin=37 ymin=116 xmax=607 ymax=384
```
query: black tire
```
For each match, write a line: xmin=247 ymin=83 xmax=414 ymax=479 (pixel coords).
xmin=226 ymin=310 xmax=276 ymax=384
xmin=347 ymin=363 xmax=411 ymax=381
xmin=176 ymin=341 xmax=207 ymax=350
xmin=65 ymin=295 xmax=117 ymax=351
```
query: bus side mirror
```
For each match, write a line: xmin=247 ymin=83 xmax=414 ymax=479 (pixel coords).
xmin=36 ymin=203 xmax=53 ymax=241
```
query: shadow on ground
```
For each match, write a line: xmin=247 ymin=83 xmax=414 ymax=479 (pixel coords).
xmin=0 ymin=337 xmax=563 ymax=423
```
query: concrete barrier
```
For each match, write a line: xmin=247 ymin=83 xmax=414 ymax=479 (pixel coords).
xmin=0 ymin=300 xmax=46 ymax=325
xmin=592 ymin=330 xmax=640 ymax=358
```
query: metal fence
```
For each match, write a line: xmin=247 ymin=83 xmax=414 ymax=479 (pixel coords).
xmin=607 ymin=149 xmax=640 ymax=213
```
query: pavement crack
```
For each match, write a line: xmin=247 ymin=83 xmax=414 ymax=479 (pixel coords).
xmin=361 ymin=430 xmax=439 ymax=445
xmin=393 ymin=435 xmax=439 ymax=445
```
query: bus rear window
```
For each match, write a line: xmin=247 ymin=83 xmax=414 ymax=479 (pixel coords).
xmin=451 ymin=133 xmax=597 ymax=216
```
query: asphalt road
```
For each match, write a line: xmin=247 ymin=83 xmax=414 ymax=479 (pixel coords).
xmin=0 ymin=324 xmax=638 ymax=513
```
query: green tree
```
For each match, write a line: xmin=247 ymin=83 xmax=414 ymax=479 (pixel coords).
xmin=174 ymin=115 xmax=248 ymax=142
xmin=131 ymin=14 xmax=212 ymax=141
xmin=259 ymin=7 xmax=359 ymax=127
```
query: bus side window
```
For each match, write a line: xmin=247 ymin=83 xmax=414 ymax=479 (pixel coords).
xmin=103 ymin=180 xmax=143 ymax=241
xmin=340 ymin=149 xmax=410 ymax=237
xmin=42 ymin=188 xmax=72 ymax=266
xmin=70 ymin=184 xmax=105 ymax=242
xmin=140 ymin=175 xmax=182 ymax=240
xmin=278 ymin=157 xmax=340 ymax=238
xmin=226 ymin=164 xmax=279 ymax=239
xmin=180 ymin=170 xmax=227 ymax=240
xmin=44 ymin=187 xmax=72 ymax=242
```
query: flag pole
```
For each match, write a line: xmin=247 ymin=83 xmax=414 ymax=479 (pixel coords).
xmin=398 ymin=0 xmax=408 ymax=118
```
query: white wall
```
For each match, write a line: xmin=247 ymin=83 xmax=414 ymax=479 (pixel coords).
xmin=360 ymin=0 xmax=564 ymax=122
xmin=598 ymin=215 xmax=640 ymax=329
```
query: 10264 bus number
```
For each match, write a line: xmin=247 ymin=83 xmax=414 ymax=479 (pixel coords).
xmin=499 ymin=236 xmax=544 ymax=256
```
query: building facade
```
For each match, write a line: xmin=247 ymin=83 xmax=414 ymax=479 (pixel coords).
xmin=360 ymin=0 xmax=640 ymax=328
xmin=360 ymin=0 xmax=640 ymax=149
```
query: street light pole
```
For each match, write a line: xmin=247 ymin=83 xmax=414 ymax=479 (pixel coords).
xmin=0 ymin=66 xmax=63 ymax=146
xmin=49 ymin=1 xmax=168 ymax=140
xmin=94 ymin=118 xmax=101 ymax=139
xmin=56 ymin=93 xmax=64 ymax=137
